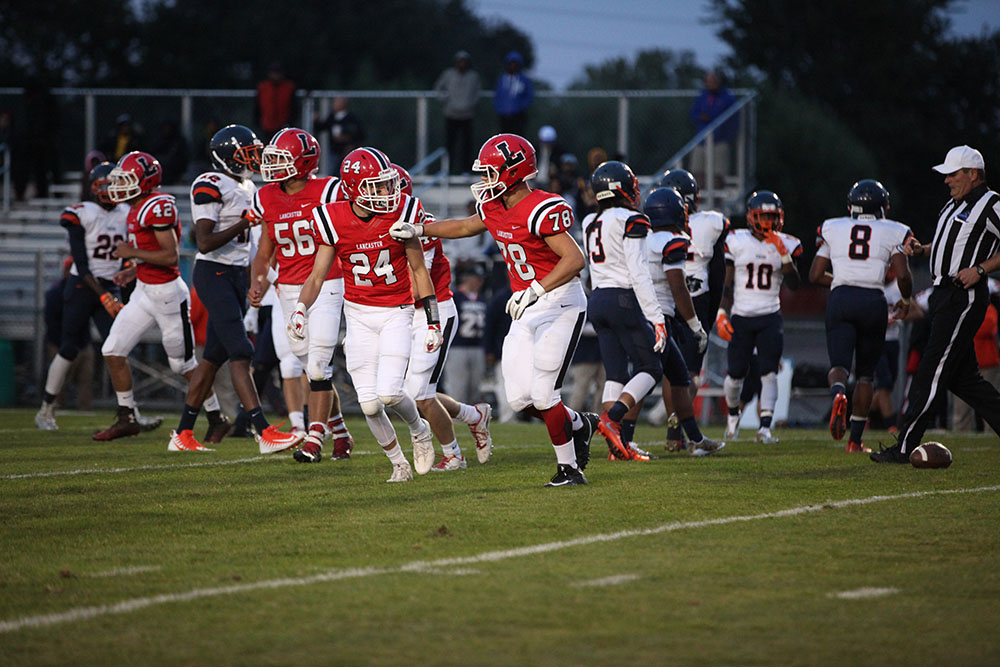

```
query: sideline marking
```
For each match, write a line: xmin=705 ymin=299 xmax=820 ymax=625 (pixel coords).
xmin=573 ymin=574 xmax=640 ymax=588
xmin=828 ymin=587 xmax=899 ymax=600
xmin=90 ymin=566 xmax=163 ymax=578
xmin=2 ymin=484 xmax=997 ymax=634
xmin=1 ymin=457 xmax=270 ymax=480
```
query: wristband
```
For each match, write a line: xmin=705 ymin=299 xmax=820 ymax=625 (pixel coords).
xmin=686 ymin=316 xmax=701 ymax=332
xmin=421 ymin=296 xmax=440 ymax=325
xmin=529 ymin=279 xmax=547 ymax=297
xmin=716 ymin=308 xmax=727 ymax=319
xmin=976 ymin=264 xmax=986 ymax=277
xmin=266 ymin=266 xmax=279 ymax=284
xmin=902 ymin=296 xmax=912 ymax=305
xmin=781 ymin=254 xmax=792 ymax=265
xmin=294 ymin=301 xmax=307 ymax=314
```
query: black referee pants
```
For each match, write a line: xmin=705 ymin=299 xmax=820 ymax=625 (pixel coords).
xmin=899 ymin=282 xmax=1000 ymax=452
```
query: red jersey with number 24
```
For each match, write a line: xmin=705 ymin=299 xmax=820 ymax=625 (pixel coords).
xmin=311 ymin=193 xmax=427 ymax=307
xmin=252 ymin=176 xmax=344 ymax=284
xmin=128 ymin=192 xmax=180 ymax=285
xmin=476 ymin=189 xmax=574 ymax=291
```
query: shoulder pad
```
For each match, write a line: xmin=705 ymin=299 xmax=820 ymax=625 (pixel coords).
xmin=624 ymin=213 xmax=650 ymax=238
xmin=192 ymin=177 xmax=223 ymax=205
xmin=662 ymin=236 xmax=689 ymax=264
xmin=528 ymin=196 xmax=573 ymax=236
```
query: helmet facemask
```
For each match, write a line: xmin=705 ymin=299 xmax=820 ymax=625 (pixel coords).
xmin=260 ymin=145 xmax=297 ymax=182
xmin=470 ymin=161 xmax=506 ymax=204
xmin=355 ymin=168 xmax=401 ymax=214
xmin=107 ymin=167 xmax=142 ymax=203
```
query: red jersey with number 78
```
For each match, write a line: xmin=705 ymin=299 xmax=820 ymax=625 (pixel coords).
xmin=127 ymin=192 xmax=180 ymax=285
xmin=476 ymin=189 xmax=575 ymax=291
xmin=251 ymin=176 xmax=344 ymax=285
xmin=311 ymin=193 xmax=427 ymax=307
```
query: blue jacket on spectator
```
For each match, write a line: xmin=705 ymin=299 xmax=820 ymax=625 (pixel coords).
xmin=494 ymin=51 xmax=534 ymax=116
xmin=689 ymin=82 xmax=737 ymax=143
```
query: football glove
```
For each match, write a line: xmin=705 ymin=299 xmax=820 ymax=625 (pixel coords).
xmin=242 ymin=208 xmax=262 ymax=227
xmin=652 ymin=321 xmax=668 ymax=353
xmin=764 ymin=232 xmax=792 ymax=263
xmin=243 ymin=305 xmax=259 ymax=335
xmin=287 ymin=302 xmax=308 ymax=342
xmin=715 ymin=309 xmax=734 ymax=342
xmin=505 ymin=280 xmax=546 ymax=320
xmin=100 ymin=292 xmax=123 ymax=318
xmin=389 ymin=220 xmax=424 ymax=240
xmin=687 ymin=316 xmax=709 ymax=354
xmin=425 ymin=323 xmax=443 ymax=353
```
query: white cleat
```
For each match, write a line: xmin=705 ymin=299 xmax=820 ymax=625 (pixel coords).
xmin=470 ymin=403 xmax=493 ymax=463
xmin=411 ymin=419 xmax=435 ymax=475
xmin=35 ymin=404 xmax=57 ymax=431
xmin=257 ymin=425 xmax=305 ymax=454
xmin=756 ymin=427 xmax=779 ymax=444
xmin=724 ymin=413 xmax=741 ymax=440
xmin=431 ymin=453 xmax=468 ymax=471
xmin=387 ymin=460 xmax=413 ymax=483
xmin=690 ymin=437 xmax=726 ymax=457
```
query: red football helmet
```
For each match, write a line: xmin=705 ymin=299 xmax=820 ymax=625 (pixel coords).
xmin=261 ymin=128 xmax=320 ymax=182
xmin=746 ymin=190 xmax=784 ymax=235
xmin=471 ymin=133 xmax=537 ymax=204
xmin=340 ymin=147 xmax=400 ymax=213
xmin=108 ymin=151 xmax=162 ymax=203
xmin=392 ymin=163 xmax=413 ymax=197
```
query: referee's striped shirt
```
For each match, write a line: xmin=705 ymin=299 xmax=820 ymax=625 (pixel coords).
xmin=929 ymin=183 xmax=1000 ymax=285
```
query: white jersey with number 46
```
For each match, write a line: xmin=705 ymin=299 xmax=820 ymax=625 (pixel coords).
xmin=815 ymin=216 xmax=912 ymax=290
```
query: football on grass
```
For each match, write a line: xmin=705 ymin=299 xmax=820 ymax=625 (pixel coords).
xmin=909 ymin=442 xmax=953 ymax=469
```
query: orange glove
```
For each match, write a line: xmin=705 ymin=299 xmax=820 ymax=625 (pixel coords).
xmin=242 ymin=208 xmax=262 ymax=227
xmin=715 ymin=309 xmax=733 ymax=342
xmin=764 ymin=231 xmax=788 ymax=256
xmin=100 ymin=292 xmax=123 ymax=317
xmin=652 ymin=322 xmax=668 ymax=353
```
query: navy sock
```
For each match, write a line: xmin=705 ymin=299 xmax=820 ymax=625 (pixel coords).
xmin=607 ymin=401 xmax=628 ymax=422
xmin=760 ymin=414 xmax=773 ymax=428
xmin=207 ymin=409 xmax=222 ymax=424
xmin=248 ymin=407 xmax=269 ymax=433
xmin=831 ymin=383 xmax=846 ymax=398
xmin=620 ymin=419 xmax=637 ymax=444
xmin=849 ymin=417 xmax=866 ymax=443
xmin=680 ymin=416 xmax=703 ymax=442
xmin=178 ymin=404 xmax=200 ymax=432
xmin=728 ymin=405 xmax=740 ymax=416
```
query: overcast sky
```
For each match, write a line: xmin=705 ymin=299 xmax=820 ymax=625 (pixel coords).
xmin=469 ymin=0 xmax=1000 ymax=90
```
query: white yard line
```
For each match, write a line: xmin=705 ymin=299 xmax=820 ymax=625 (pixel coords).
xmin=1 ymin=457 xmax=270 ymax=480
xmin=572 ymin=574 xmax=641 ymax=588
xmin=2 ymin=484 xmax=997 ymax=634
xmin=829 ymin=587 xmax=900 ymax=600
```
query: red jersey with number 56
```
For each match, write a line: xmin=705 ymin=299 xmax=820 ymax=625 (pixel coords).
xmin=476 ymin=189 xmax=575 ymax=291
xmin=128 ymin=192 xmax=180 ymax=285
xmin=311 ymin=193 xmax=426 ymax=307
xmin=252 ymin=176 xmax=345 ymax=285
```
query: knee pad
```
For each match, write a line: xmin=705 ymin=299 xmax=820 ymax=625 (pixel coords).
xmin=379 ymin=394 xmax=403 ymax=408
xmin=306 ymin=357 xmax=334 ymax=383
xmin=602 ymin=381 xmax=625 ymax=404
xmin=309 ymin=378 xmax=333 ymax=392
xmin=359 ymin=398 xmax=384 ymax=417
xmin=279 ymin=355 xmax=303 ymax=380
xmin=169 ymin=356 xmax=197 ymax=375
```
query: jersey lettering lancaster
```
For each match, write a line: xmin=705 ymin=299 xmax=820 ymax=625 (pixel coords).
xmin=190 ymin=171 xmax=256 ymax=266
xmin=477 ymin=189 xmax=575 ymax=292
xmin=583 ymin=206 xmax=650 ymax=289
xmin=724 ymin=228 xmax=803 ymax=317
xmin=815 ymin=216 xmax=912 ymax=290
xmin=252 ymin=176 xmax=344 ymax=285
xmin=647 ymin=229 xmax=690 ymax=318
xmin=685 ymin=209 xmax=730 ymax=296
xmin=127 ymin=192 xmax=181 ymax=285
xmin=311 ymin=193 xmax=426 ymax=307
xmin=420 ymin=235 xmax=454 ymax=304
xmin=60 ymin=200 xmax=129 ymax=281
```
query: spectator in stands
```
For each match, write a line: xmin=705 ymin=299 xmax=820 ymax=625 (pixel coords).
xmin=434 ymin=50 xmax=481 ymax=174
xmin=688 ymin=71 xmax=737 ymax=190
xmin=256 ymin=62 xmax=297 ymax=139
xmin=535 ymin=125 xmax=564 ymax=189
xmin=574 ymin=146 xmax=607 ymax=221
xmin=494 ymin=51 xmax=533 ymax=135
xmin=447 ymin=265 xmax=488 ymax=404
xmin=148 ymin=118 xmax=189 ymax=185
xmin=315 ymin=96 xmax=365 ymax=175
xmin=100 ymin=113 xmax=143 ymax=161
xmin=13 ymin=80 xmax=60 ymax=200
xmin=952 ymin=280 xmax=1000 ymax=431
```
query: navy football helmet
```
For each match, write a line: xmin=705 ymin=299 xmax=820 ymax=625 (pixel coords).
xmin=210 ymin=124 xmax=263 ymax=179
xmin=746 ymin=190 xmax=784 ymax=234
xmin=654 ymin=168 xmax=699 ymax=212
xmin=591 ymin=160 xmax=640 ymax=208
xmin=848 ymin=179 xmax=889 ymax=218
xmin=88 ymin=161 xmax=115 ymax=205
xmin=644 ymin=187 xmax=689 ymax=233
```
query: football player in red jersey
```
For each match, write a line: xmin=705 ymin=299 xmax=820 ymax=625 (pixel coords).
xmin=301 ymin=148 xmax=440 ymax=482
xmin=392 ymin=164 xmax=493 ymax=470
xmin=390 ymin=133 xmax=600 ymax=487
xmin=96 ymin=151 xmax=224 ymax=441
xmin=248 ymin=128 xmax=355 ymax=458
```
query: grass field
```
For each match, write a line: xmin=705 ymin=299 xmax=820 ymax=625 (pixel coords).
xmin=1 ymin=408 xmax=998 ymax=666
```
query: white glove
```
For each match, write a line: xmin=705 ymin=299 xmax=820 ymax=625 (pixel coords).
xmin=505 ymin=280 xmax=546 ymax=320
xmin=243 ymin=306 xmax=259 ymax=335
xmin=425 ymin=323 xmax=443 ymax=352
xmin=687 ymin=316 xmax=708 ymax=354
xmin=287 ymin=302 xmax=308 ymax=342
xmin=389 ymin=220 xmax=424 ymax=240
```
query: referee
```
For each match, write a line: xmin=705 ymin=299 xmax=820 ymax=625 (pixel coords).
xmin=871 ymin=145 xmax=1000 ymax=463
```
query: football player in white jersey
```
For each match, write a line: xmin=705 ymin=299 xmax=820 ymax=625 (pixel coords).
xmin=167 ymin=125 xmax=303 ymax=454
xmin=35 ymin=162 xmax=129 ymax=430
xmin=809 ymin=179 xmax=913 ymax=452
xmin=717 ymin=190 xmax=802 ymax=443
xmin=582 ymin=161 xmax=664 ymax=461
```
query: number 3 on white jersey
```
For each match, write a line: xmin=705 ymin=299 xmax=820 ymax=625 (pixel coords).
xmin=496 ymin=241 xmax=536 ymax=281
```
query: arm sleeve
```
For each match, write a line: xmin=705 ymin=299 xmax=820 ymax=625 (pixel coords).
xmin=67 ymin=225 xmax=91 ymax=278
xmin=707 ymin=225 xmax=728 ymax=314
xmin=623 ymin=236 xmax=663 ymax=325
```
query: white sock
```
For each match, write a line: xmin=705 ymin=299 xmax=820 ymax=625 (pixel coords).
xmin=204 ymin=393 xmax=221 ymax=412
xmin=383 ymin=442 xmax=406 ymax=465
xmin=45 ymin=354 xmax=73 ymax=397
xmin=553 ymin=441 xmax=577 ymax=468
xmin=289 ymin=410 xmax=305 ymax=431
xmin=723 ymin=376 xmax=743 ymax=410
xmin=456 ymin=402 xmax=480 ymax=424
xmin=567 ymin=406 xmax=583 ymax=431
xmin=116 ymin=390 xmax=135 ymax=409
xmin=442 ymin=438 xmax=461 ymax=457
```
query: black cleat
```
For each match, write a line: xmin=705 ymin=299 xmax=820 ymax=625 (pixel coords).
xmin=203 ymin=414 xmax=231 ymax=444
xmin=544 ymin=464 xmax=587 ymax=487
xmin=93 ymin=407 xmax=141 ymax=441
xmin=869 ymin=443 xmax=908 ymax=464
xmin=572 ymin=412 xmax=599 ymax=471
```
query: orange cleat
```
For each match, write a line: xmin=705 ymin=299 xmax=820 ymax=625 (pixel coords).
xmin=830 ymin=393 xmax=848 ymax=441
xmin=845 ymin=440 xmax=872 ymax=454
xmin=597 ymin=412 xmax=632 ymax=460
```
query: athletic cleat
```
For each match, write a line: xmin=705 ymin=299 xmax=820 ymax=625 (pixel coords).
xmin=544 ymin=464 xmax=587 ymax=487
xmin=411 ymin=419 xmax=435 ymax=475
xmin=845 ymin=440 xmax=872 ymax=454
xmin=93 ymin=408 xmax=141 ymax=441
xmin=203 ymin=414 xmax=230 ymax=444
xmin=35 ymin=405 xmax=57 ymax=431
xmin=869 ymin=443 xmax=907 ymax=463
xmin=167 ymin=429 xmax=213 ymax=452
xmin=293 ymin=440 xmax=323 ymax=463
xmin=387 ymin=461 xmax=413 ymax=482
xmin=690 ymin=437 xmax=726 ymax=457
xmin=257 ymin=424 xmax=304 ymax=454
xmin=756 ymin=427 xmax=779 ymax=444
xmin=572 ymin=412 xmax=599 ymax=471
xmin=470 ymin=402 xmax=493 ymax=463
xmin=431 ymin=454 xmax=468 ymax=471
xmin=665 ymin=412 xmax=686 ymax=451
xmin=331 ymin=433 xmax=354 ymax=460
xmin=598 ymin=411 xmax=632 ymax=460
xmin=135 ymin=411 xmax=163 ymax=432
xmin=724 ymin=412 xmax=741 ymax=440
xmin=830 ymin=393 xmax=848 ymax=441
xmin=628 ymin=442 xmax=655 ymax=461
